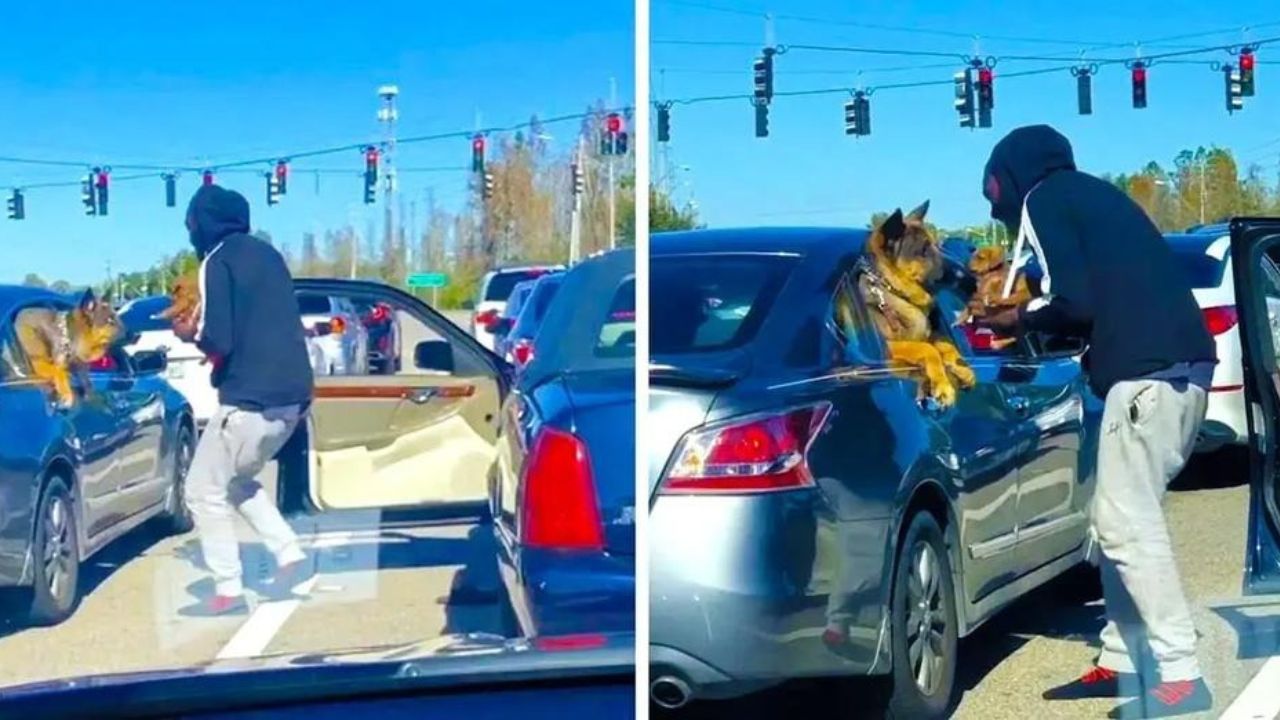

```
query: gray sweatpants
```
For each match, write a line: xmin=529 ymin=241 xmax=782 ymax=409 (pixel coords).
xmin=185 ymin=404 xmax=307 ymax=597
xmin=1092 ymin=379 xmax=1207 ymax=682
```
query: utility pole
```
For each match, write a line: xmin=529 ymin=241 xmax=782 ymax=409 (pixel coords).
xmin=1199 ymin=158 xmax=1206 ymax=225
xmin=378 ymin=85 xmax=400 ymax=277
xmin=608 ymin=77 xmax=618 ymax=250
xmin=570 ymin=135 xmax=585 ymax=265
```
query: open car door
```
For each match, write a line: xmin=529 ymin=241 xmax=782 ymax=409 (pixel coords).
xmin=285 ymin=280 xmax=511 ymax=518
xmin=1228 ymin=217 xmax=1280 ymax=595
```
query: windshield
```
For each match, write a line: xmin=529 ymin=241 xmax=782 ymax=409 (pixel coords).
xmin=0 ymin=3 xmax=633 ymax=707
xmin=651 ymin=254 xmax=796 ymax=354
xmin=1167 ymin=235 xmax=1229 ymax=288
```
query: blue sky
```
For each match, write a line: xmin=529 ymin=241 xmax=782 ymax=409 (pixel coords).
xmin=651 ymin=0 xmax=1280 ymax=230
xmin=0 ymin=0 xmax=632 ymax=286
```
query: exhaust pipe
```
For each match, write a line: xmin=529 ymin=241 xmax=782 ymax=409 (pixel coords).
xmin=651 ymin=675 xmax=692 ymax=710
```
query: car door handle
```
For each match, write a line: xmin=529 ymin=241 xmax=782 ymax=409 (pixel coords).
xmin=405 ymin=388 xmax=438 ymax=405
xmin=1006 ymin=395 xmax=1030 ymax=416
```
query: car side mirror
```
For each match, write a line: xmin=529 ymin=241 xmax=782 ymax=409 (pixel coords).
xmin=132 ymin=350 xmax=168 ymax=375
xmin=493 ymin=317 xmax=515 ymax=336
xmin=414 ymin=340 xmax=455 ymax=373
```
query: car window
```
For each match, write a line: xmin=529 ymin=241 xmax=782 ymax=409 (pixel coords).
xmin=831 ymin=271 xmax=884 ymax=363
xmin=651 ymin=254 xmax=797 ymax=354
xmin=530 ymin=278 xmax=563 ymax=322
xmin=484 ymin=270 xmax=553 ymax=302
xmin=0 ymin=319 xmax=29 ymax=382
xmin=296 ymin=294 xmax=333 ymax=316
xmin=595 ymin=276 xmax=635 ymax=359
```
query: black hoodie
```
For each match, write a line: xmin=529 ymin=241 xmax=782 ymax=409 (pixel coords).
xmin=981 ymin=125 xmax=1216 ymax=398
xmin=189 ymin=185 xmax=314 ymax=410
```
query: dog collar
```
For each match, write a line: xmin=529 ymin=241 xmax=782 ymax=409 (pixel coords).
xmin=55 ymin=311 xmax=72 ymax=364
xmin=856 ymin=256 xmax=890 ymax=310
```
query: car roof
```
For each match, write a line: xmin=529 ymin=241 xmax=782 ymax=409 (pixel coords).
xmin=1165 ymin=232 xmax=1229 ymax=256
xmin=652 ymin=227 xmax=869 ymax=262
xmin=0 ymin=285 xmax=69 ymax=320
xmin=485 ymin=264 xmax=565 ymax=277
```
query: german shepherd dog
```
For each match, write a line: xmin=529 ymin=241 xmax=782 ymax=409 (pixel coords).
xmin=15 ymin=289 xmax=124 ymax=409
xmin=857 ymin=201 xmax=975 ymax=407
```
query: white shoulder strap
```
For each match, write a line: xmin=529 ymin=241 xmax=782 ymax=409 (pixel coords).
xmin=1002 ymin=184 xmax=1052 ymax=298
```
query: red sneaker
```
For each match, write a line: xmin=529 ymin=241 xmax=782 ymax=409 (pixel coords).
xmin=178 ymin=594 xmax=248 ymax=617
xmin=1043 ymin=666 xmax=1142 ymax=700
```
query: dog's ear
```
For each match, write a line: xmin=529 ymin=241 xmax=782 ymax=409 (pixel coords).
xmin=78 ymin=288 xmax=97 ymax=312
xmin=880 ymin=209 xmax=906 ymax=241
xmin=907 ymin=199 xmax=930 ymax=222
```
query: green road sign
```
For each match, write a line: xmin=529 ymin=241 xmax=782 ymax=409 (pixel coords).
xmin=406 ymin=272 xmax=448 ymax=288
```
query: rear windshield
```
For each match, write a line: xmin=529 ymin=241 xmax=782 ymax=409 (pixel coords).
xmin=503 ymin=283 xmax=535 ymax=318
xmin=596 ymin=276 xmax=635 ymax=359
xmin=296 ymin=294 xmax=332 ymax=315
xmin=119 ymin=297 xmax=172 ymax=333
xmin=651 ymin=254 xmax=796 ymax=354
xmin=484 ymin=270 xmax=552 ymax=301
xmin=1168 ymin=237 xmax=1228 ymax=289
xmin=530 ymin=278 xmax=563 ymax=321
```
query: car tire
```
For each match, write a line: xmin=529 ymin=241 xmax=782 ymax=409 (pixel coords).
xmin=159 ymin=423 xmax=196 ymax=535
xmin=27 ymin=476 xmax=81 ymax=626
xmin=884 ymin=511 xmax=959 ymax=720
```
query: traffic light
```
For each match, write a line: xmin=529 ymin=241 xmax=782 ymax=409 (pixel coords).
xmin=753 ymin=48 xmax=775 ymax=103
xmin=844 ymin=91 xmax=870 ymax=137
xmin=266 ymin=171 xmax=282 ymax=206
xmin=954 ymin=69 xmax=975 ymax=128
xmin=1226 ymin=64 xmax=1244 ymax=113
xmin=1241 ymin=48 xmax=1256 ymax=96
xmin=6 ymin=190 xmax=23 ymax=220
xmin=656 ymin=103 xmax=671 ymax=143
xmin=163 ymin=173 xmax=177 ymax=208
xmin=1132 ymin=62 xmax=1148 ymax=109
xmin=482 ymin=171 xmax=494 ymax=200
xmin=1074 ymin=66 xmax=1093 ymax=115
xmin=601 ymin=113 xmax=626 ymax=155
xmin=363 ymin=146 xmax=379 ymax=204
xmin=754 ymin=101 xmax=769 ymax=138
xmin=202 ymin=170 xmax=214 ymax=186
xmin=81 ymin=174 xmax=97 ymax=216
xmin=94 ymin=168 xmax=109 ymax=217
xmin=471 ymin=134 xmax=485 ymax=173
xmin=571 ymin=162 xmax=584 ymax=196
xmin=976 ymin=66 xmax=993 ymax=128
xmin=274 ymin=160 xmax=289 ymax=195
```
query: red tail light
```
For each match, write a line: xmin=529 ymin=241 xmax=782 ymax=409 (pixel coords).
xmin=329 ymin=316 xmax=347 ymax=335
xmin=1203 ymin=305 xmax=1238 ymax=336
xmin=961 ymin=324 xmax=994 ymax=351
xmin=661 ymin=403 xmax=832 ymax=494
xmin=88 ymin=355 xmax=117 ymax=372
xmin=475 ymin=309 xmax=500 ymax=331
xmin=512 ymin=339 xmax=534 ymax=366
xmin=521 ymin=427 xmax=604 ymax=550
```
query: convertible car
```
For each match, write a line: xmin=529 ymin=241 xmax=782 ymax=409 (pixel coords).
xmin=0 ymin=286 xmax=196 ymax=625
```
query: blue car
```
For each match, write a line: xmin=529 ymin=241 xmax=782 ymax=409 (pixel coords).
xmin=491 ymin=249 xmax=635 ymax=637
xmin=499 ymin=272 xmax=565 ymax=369
xmin=0 ymin=286 xmax=196 ymax=625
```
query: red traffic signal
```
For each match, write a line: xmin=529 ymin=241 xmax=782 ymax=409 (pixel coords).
xmin=1241 ymin=51 xmax=1255 ymax=71
xmin=365 ymin=146 xmax=380 ymax=170
xmin=605 ymin=113 xmax=623 ymax=134
xmin=202 ymin=170 xmax=215 ymax=186
xmin=95 ymin=169 xmax=109 ymax=189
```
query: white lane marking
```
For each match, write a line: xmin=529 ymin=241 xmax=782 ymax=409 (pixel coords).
xmin=214 ymin=531 xmax=351 ymax=661
xmin=1219 ymin=656 xmax=1280 ymax=720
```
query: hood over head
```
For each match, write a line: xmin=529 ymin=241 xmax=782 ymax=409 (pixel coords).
xmin=185 ymin=185 xmax=250 ymax=258
xmin=982 ymin=124 xmax=1076 ymax=229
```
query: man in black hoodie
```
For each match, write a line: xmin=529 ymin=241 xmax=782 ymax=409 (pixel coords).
xmin=978 ymin=126 xmax=1217 ymax=719
xmin=174 ymin=185 xmax=315 ymax=616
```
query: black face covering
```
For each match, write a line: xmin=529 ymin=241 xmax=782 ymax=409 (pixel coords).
xmin=981 ymin=125 xmax=1077 ymax=231
xmin=185 ymin=185 xmax=251 ymax=258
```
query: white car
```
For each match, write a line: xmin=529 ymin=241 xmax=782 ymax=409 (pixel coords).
xmin=470 ymin=265 xmax=564 ymax=352
xmin=297 ymin=292 xmax=370 ymax=376
xmin=118 ymin=296 xmax=219 ymax=428
xmin=1165 ymin=227 xmax=1280 ymax=452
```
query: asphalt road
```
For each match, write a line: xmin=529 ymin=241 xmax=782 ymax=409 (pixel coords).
xmin=661 ymin=449 xmax=1280 ymax=720
xmin=0 ymin=464 xmax=511 ymax=691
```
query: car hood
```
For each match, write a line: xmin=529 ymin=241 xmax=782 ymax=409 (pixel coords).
xmin=0 ymin=631 xmax=633 ymax=702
